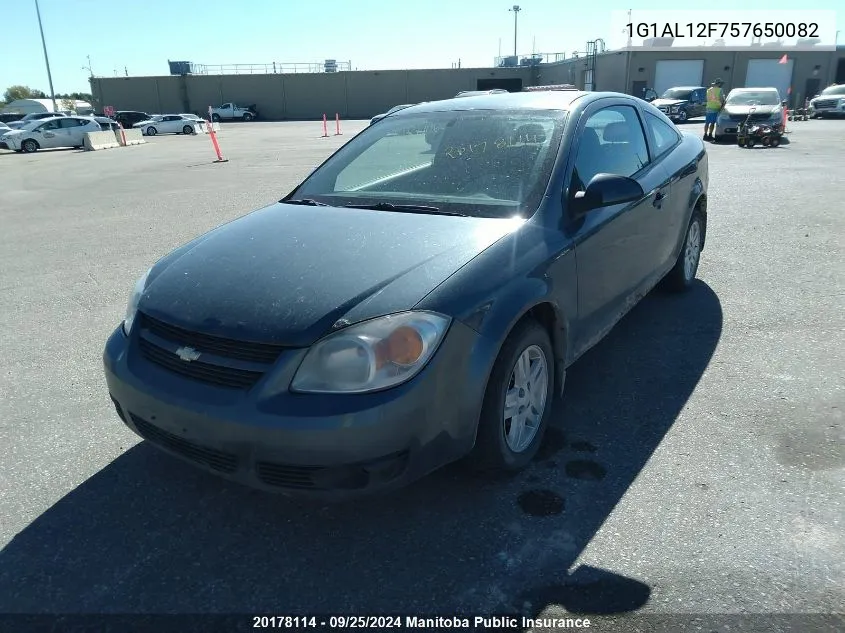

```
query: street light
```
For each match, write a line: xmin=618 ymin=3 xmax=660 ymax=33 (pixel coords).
xmin=34 ymin=0 xmax=57 ymax=112
xmin=509 ymin=5 xmax=521 ymax=58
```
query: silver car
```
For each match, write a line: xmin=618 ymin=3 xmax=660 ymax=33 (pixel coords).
xmin=714 ymin=88 xmax=784 ymax=141
xmin=808 ymin=84 xmax=845 ymax=118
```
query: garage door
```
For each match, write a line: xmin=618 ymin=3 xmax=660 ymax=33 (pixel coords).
xmin=654 ymin=60 xmax=705 ymax=95
xmin=745 ymin=59 xmax=794 ymax=102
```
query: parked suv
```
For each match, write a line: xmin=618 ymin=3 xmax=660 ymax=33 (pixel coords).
xmin=650 ymin=86 xmax=707 ymax=123
xmin=808 ymin=84 xmax=845 ymax=118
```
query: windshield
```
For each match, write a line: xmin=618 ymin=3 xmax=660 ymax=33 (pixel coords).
xmin=820 ymin=85 xmax=845 ymax=96
xmin=661 ymin=89 xmax=692 ymax=100
xmin=289 ymin=109 xmax=565 ymax=218
xmin=726 ymin=91 xmax=780 ymax=106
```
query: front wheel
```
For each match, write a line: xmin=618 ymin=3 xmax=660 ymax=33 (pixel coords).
xmin=21 ymin=139 xmax=39 ymax=153
xmin=472 ymin=320 xmax=555 ymax=471
xmin=769 ymin=137 xmax=781 ymax=147
xmin=211 ymin=113 xmax=221 ymax=122
xmin=146 ymin=126 xmax=157 ymax=136
xmin=182 ymin=125 xmax=194 ymax=135
xmin=242 ymin=112 xmax=254 ymax=121
xmin=676 ymin=109 xmax=688 ymax=123
xmin=662 ymin=210 xmax=704 ymax=292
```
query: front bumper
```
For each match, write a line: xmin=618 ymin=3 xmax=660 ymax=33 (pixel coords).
xmin=103 ymin=319 xmax=488 ymax=500
xmin=809 ymin=103 xmax=845 ymax=117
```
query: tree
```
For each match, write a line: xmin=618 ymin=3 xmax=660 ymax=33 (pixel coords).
xmin=3 ymin=85 xmax=45 ymax=102
xmin=60 ymin=98 xmax=75 ymax=112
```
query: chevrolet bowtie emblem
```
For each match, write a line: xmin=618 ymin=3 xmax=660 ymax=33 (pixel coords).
xmin=175 ymin=346 xmax=202 ymax=362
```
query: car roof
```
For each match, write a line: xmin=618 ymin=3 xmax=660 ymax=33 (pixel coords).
xmin=666 ymin=86 xmax=705 ymax=90
xmin=730 ymin=87 xmax=778 ymax=92
xmin=394 ymin=90 xmax=599 ymax=114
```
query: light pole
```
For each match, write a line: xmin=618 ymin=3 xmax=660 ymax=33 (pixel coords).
xmin=509 ymin=5 xmax=521 ymax=58
xmin=34 ymin=0 xmax=57 ymax=112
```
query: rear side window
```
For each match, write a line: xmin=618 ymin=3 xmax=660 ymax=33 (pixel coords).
xmin=645 ymin=112 xmax=681 ymax=159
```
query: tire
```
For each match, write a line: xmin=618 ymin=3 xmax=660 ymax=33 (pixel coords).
xmin=211 ymin=113 xmax=221 ymax=122
xmin=182 ymin=125 xmax=194 ymax=135
xmin=146 ymin=126 xmax=157 ymax=136
xmin=746 ymin=139 xmax=755 ymax=148
xmin=676 ymin=109 xmax=688 ymax=123
xmin=762 ymin=137 xmax=771 ymax=146
xmin=472 ymin=319 xmax=555 ymax=472
xmin=242 ymin=112 xmax=254 ymax=121
xmin=662 ymin=210 xmax=704 ymax=292
xmin=21 ymin=139 xmax=39 ymax=153
xmin=770 ymin=137 xmax=780 ymax=147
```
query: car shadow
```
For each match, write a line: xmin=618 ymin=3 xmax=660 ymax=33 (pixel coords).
xmin=0 ymin=282 xmax=722 ymax=621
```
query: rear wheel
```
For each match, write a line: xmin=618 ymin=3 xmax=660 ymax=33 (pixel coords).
xmin=472 ymin=320 xmax=555 ymax=472
xmin=663 ymin=210 xmax=704 ymax=292
xmin=21 ymin=139 xmax=39 ymax=153
xmin=211 ymin=113 xmax=221 ymax=122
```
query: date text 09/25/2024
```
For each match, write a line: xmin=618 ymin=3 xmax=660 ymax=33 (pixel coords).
xmin=625 ymin=22 xmax=819 ymax=39
xmin=252 ymin=615 xmax=593 ymax=629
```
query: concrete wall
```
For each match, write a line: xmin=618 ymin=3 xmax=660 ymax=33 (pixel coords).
xmin=91 ymin=67 xmax=532 ymax=120
xmin=90 ymin=50 xmax=844 ymax=118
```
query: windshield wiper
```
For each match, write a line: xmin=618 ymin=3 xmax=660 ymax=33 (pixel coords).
xmin=344 ymin=202 xmax=467 ymax=216
xmin=281 ymin=198 xmax=329 ymax=206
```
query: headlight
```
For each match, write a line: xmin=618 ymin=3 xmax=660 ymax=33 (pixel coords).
xmin=290 ymin=311 xmax=451 ymax=394
xmin=122 ymin=268 xmax=151 ymax=335
xmin=670 ymin=105 xmax=679 ymax=112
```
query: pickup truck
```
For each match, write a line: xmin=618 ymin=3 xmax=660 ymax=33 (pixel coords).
xmin=210 ymin=103 xmax=258 ymax=122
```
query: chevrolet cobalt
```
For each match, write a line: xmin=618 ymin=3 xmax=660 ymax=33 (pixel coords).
xmin=104 ymin=90 xmax=709 ymax=498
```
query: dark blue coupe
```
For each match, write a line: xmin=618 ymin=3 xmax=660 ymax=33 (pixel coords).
xmin=104 ymin=89 xmax=709 ymax=498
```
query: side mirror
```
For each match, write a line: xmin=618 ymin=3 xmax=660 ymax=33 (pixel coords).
xmin=572 ymin=173 xmax=645 ymax=215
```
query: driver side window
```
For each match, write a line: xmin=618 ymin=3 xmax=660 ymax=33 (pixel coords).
xmin=571 ymin=105 xmax=650 ymax=193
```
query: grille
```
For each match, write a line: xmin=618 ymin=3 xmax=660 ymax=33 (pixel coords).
xmin=814 ymin=99 xmax=838 ymax=108
xmin=139 ymin=313 xmax=284 ymax=363
xmin=138 ymin=337 xmax=263 ymax=389
xmin=137 ymin=312 xmax=285 ymax=389
xmin=131 ymin=413 xmax=238 ymax=473
xmin=730 ymin=113 xmax=772 ymax=122
xmin=256 ymin=462 xmax=324 ymax=489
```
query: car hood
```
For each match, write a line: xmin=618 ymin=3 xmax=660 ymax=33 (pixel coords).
xmin=139 ymin=202 xmax=524 ymax=346
xmin=723 ymin=104 xmax=779 ymax=116
xmin=652 ymin=98 xmax=687 ymax=107
xmin=1 ymin=129 xmax=25 ymax=138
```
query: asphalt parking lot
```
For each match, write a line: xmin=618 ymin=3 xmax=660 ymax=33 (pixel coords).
xmin=1 ymin=118 xmax=843 ymax=629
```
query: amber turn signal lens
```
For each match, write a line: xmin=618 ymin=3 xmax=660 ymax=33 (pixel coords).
xmin=375 ymin=326 xmax=425 ymax=368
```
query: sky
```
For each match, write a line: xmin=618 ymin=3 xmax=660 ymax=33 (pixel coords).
xmin=1 ymin=0 xmax=842 ymax=95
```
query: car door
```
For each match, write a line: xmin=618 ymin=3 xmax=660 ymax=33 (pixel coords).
xmin=33 ymin=119 xmax=63 ymax=148
xmin=58 ymin=118 xmax=85 ymax=146
xmin=691 ymin=88 xmax=706 ymax=117
xmin=564 ymin=101 xmax=670 ymax=354
xmin=643 ymin=111 xmax=698 ymax=269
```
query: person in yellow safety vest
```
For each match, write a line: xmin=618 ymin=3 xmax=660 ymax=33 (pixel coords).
xmin=704 ymin=78 xmax=726 ymax=141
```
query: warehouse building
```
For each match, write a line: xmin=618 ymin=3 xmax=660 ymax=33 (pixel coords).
xmin=89 ymin=44 xmax=845 ymax=120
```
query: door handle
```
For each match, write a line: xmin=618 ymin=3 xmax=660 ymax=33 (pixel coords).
xmin=652 ymin=190 xmax=666 ymax=207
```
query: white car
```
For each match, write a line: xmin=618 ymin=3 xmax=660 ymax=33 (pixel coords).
xmin=6 ymin=111 xmax=69 ymax=130
xmin=134 ymin=114 xmax=198 ymax=136
xmin=2 ymin=116 xmax=102 ymax=153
